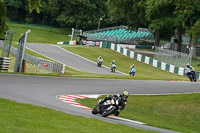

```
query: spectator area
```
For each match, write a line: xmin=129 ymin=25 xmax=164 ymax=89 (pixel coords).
xmin=83 ymin=27 xmax=153 ymax=44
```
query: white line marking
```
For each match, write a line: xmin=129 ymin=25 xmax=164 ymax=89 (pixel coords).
xmin=26 ymin=45 xmax=81 ymax=71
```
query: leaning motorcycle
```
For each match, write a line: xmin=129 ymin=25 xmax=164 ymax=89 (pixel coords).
xmin=187 ymin=71 xmax=197 ymax=82
xmin=92 ymin=97 xmax=120 ymax=117
xmin=111 ymin=64 xmax=116 ymax=73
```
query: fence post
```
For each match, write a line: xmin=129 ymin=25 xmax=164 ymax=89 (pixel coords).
xmin=14 ymin=30 xmax=31 ymax=72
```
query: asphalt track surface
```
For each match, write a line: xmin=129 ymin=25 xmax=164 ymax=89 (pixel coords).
xmin=26 ymin=43 xmax=125 ymax=75
xmin=1 ymin=74 xmax=200 ymax=133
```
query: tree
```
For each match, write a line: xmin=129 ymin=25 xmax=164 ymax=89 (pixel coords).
xmin=5 ymin=0 xmax=29 ymax=22
xmin=107 ymin=0 xmax=148 ymax=28
xmin=105 ymin=0 xmax=127 ymax=26
xmin=0 ymin=0 xmax=8 ymax=39
xmin=174 ymin=0 xmax=200 ymax=58
xmin=189 ymin=20 xmax=200 ymax=59
xmin=48 ymin=0 xmax=107 ymax=29
xmin=28 ymin=0 xmax=41 ymax=13
xmin=0 ymin=0 xmax=42 ymax=39
xmin=145 ymin=0 xmax=179 ymax=47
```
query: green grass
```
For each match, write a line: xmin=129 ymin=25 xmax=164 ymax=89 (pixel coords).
xmin=63 ymin=45 xmax=188 ymax=80
xmin=77 ymin=93 xmax=200 ymax=133
xmin=0 ymin=98 xmax=154 ymax=133
xmin=7 ymin=23 xmax=70 ymax=44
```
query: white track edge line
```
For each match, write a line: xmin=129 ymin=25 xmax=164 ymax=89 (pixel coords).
xmin=26 ymin=46 xmax=81 ymax=71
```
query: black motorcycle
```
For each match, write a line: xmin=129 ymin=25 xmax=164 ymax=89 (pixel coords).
xmin=92 ymin=97 xmax=120 ymax=117
xmin=187 ymin=71 xmax=197 ymax=82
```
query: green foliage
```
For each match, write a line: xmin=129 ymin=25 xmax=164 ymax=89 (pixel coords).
xmin=28 ymin=0 xmax=41 ymax=13
xmin=145 ymin=0 xmax=177 ymax=30
xmin=174 ymin=0 xmax=197 ymax=23
xmin=0 ymin=0 xmax=8 ymax=38
xmin=191 ymin=19 xmax=200 ymax=38
xmin=174 ymin=0 xmax=200 ymax=36
xmin=106 ymin=0 xmax=127 ymax=26
xmin=48 ymin=0 xmax=107 ymax=29
xmin=5 ymin=0 xmax=28 ymax=22
xmin=107 ymin=0 xmax=148 ymax=28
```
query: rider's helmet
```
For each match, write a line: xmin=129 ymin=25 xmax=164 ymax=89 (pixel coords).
xmin=186 ymin=63 xmax=190 ymax=68
xmin=132 ymin=64 xmax=135 ymax=68
xmin=113 ymin=60 xmax=115 ymax=63
xmin=122 ymin=91 xmax=129 ymax=100
xmin=99 ymin=56 xmax=102 ymax=58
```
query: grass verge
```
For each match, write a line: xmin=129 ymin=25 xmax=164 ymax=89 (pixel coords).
xmin=7 ymin=23 xmax=70 ymax=44
xmin=63 ymin=45 xmax=188 ymax=81
xmin=77 ymin=93 xmax=200 ymax=133
xmin=0 ymin=98 xmax=154 ymax=133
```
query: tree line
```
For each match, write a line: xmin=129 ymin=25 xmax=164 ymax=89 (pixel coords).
xmin=0 ymin=0 xmax=200 ymax=58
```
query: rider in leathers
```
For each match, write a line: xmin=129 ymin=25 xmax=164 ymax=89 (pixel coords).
xmin=97 ymin=56 xmax=103 ymax=62
xmin=99 ymin=91 xmax=128 ymax=111
xmin=185 ymin=64 xmax=196 ymax=81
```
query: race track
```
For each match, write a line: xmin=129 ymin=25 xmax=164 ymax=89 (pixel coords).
xmin=0 ymin=74 xmax=200 ymax=133
xmin=26 ymin=43 xmax=125 ymax=75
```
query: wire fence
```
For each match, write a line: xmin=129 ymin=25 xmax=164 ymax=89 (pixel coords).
xmin=154 ymin=47 xmax=193 ymax=68
xmin=0 ymin=41 xmax=65 ymax=74
xmin=1 ymin=30 xmax=15 ymax=57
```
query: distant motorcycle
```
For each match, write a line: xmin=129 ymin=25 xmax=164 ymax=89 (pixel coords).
xmin=129 ymin=68 xmax=136 ymax=76
xmin=97 ymin=60 xmax=103 ymax=67
xmin=111 ymin=64 xmax=116 ymax=73
xmin=187 ymin=70 xmax=197 ymax=82
xmin=92 ymin=97 xmax=120 ymax=117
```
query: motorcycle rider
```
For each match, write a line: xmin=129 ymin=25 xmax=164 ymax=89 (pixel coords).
xmin=129 ymin=64 xmax=136 ymax=76
xmin=98 ymin=91 xmax=129 ymax=111
xmin=185 ymin=63 xmax=196 ymax=82
xmin=110 ymin=60 xmax=116 ymax=72
xmin=97 ymin=56 xmax=103 ymax=62
xmin=97 ymin=56 xmax=103 ymax=66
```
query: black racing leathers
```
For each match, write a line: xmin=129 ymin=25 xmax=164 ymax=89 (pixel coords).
xmin=99 ymin=94 xmax=127 ymax=110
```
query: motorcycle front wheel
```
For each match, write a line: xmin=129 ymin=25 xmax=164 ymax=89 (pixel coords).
xmin=92 ymin=106 xmax=99 ymax=115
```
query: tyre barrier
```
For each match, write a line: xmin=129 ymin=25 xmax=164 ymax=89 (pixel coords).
xmin=0 ymin=57 xmax=10 ymax=72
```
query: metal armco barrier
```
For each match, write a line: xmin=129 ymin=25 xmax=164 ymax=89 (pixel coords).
xmin=0 ymin=41 xmax=65 ymax=74
xmin=0 ymin=57 xmax=10 ymax=71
